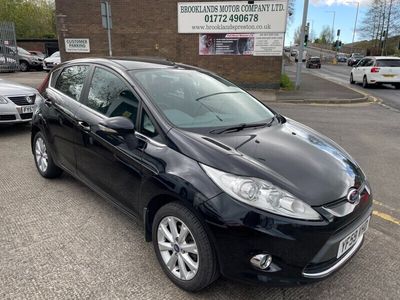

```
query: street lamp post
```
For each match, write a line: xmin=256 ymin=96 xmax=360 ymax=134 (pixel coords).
xmin=326 ymin=11 xmax=336 ymax=42
xmin=351 ymin=2 xmax=360 ymax=46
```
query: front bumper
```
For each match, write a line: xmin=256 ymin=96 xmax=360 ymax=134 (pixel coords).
xmin=199 ymin=192 xmax=372 ymax=285
xmin=0 ymin=103 xmax=36 ymax=124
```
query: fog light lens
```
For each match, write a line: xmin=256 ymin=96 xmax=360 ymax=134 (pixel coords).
xmin=250 ymin=254 xmax=272 ymax=270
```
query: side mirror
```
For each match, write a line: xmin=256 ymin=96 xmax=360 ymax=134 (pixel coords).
xmin=98 ymin=116 xmax=135 ymax=135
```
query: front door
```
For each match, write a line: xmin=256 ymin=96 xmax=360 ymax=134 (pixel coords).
xmin=74 ymin=66 xmax=143 ymax=214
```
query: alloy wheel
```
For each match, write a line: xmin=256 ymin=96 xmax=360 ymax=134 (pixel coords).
xmin=157 ymin=216 xmax=199 ymax=281
xmin=35 ymin=137 xmax=48 ymax=173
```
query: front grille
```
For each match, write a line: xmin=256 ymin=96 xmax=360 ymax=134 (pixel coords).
xmin=7 ymin=95 xmax=36 ymax=106
xmin=20 ymin=113 xmax=33 ymax=120
xmin=0 ymin=114 xmax=16 ymax=121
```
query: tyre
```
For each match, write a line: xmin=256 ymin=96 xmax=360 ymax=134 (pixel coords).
xmin=362 ymin=76 xmax=369 ymax=88
xmin=350 ymin=73 xmax=355 ymax=84
xmin=394 ymin=83 xmax=400 ymax=90
xmin=152 ymin=202 xmax=219 ymax=292
xmin=33 ymin=132 xmax=62 ymax=178
xmin=19 ymin=61 xmax=29 ymax=72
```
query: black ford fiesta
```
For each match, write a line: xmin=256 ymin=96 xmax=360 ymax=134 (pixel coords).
xmin=32 ymin=58 xmax=372 ymax=292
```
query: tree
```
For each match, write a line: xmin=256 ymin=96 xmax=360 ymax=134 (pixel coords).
xmin=318 ymin=26 xmax=334 ymax=45
xmin=293 ymin=25 xmax=302 ymax=45
xmin=0 ymin=0 xmax=56 ymax=38
xmin=359 ymin=0 xmax=400 ymax=47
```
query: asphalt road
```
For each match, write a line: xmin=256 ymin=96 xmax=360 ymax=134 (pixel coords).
xmin=286 ymin=47 xmax=400 ymax=110
xmin=1 ymin=71 xmax=400 ymax=299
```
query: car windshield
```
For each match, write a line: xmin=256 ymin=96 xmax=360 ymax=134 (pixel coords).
xmin=376 ymin=59 xmax=400 ymax=67
xmin=130 ymin=68 xmax=275 ymax=129
xmin=17 ymin=47 xmax=31 ymax=55
xmin=50 ymin=51 xmax=60 ymax=57
xmin=310 ymin=58 xmax=320 ymax=62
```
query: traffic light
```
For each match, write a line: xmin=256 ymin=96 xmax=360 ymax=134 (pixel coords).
xmin=304 ymin=22 xmax=310 ymax=47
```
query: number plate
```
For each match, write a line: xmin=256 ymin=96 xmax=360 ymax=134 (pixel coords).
xmin=337 ymin=217 xmax=370 ymax=258
xmin=383 ymin=74 xmax=395 ymax=77
xmin=20 ymin=105 xmax=34 ymax=114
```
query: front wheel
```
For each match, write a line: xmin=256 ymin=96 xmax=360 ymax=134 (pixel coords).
xmin=152 ymin=202 xmax=219 ymax=292
xmin=19 ymin=61 xmax=29 ymax=72
xmin=33 ymin=132 xmax=62 ymax=178
xmin=394 ymin=83 xmax=400 ymax=90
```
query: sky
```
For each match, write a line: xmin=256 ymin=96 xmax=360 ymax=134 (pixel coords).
xmin=286 ymin=0 xmax=372 ymax=46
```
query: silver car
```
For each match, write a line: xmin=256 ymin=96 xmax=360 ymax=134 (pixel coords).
xmin=0 ymin=79 xmax=42 ymax=124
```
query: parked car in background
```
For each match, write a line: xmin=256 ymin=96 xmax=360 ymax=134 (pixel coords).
xmin=28 ymin=50 xmax=46 ymax=59
xmin=306 ymin=57 xmax=321 ymax=68
xmin=290 ymin=49 xmax=298 ymax=57
xmin=350 ymin=56 xmax=400 ymax=89
xmin=284 ymin=46 xmax=290 ymax=53
xmin=0 ymin=46 xmax=43 ymax=71
xmin=336 ymin=54 xmax=347 ymax=63
xmin=16 ymin=47 xmax=44 ymax=72
xmin=347 ymin=53 xmax=364 ymax=66
xmin=43 ymin=51 xmax=60 ymax=71
xmin=32 ymin=57 xmax=372 ymax=292
xmin=0 ymin=79 xmax=42 ymax=124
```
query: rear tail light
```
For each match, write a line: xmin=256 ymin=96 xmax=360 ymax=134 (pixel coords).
xmin=37 ymin=73 xmax=50 ymax=94
xmin=371 ymin=67 xmax=380 ymax=73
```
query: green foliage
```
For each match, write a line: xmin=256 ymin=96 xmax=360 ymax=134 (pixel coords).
xmin=280 ymin=74 xmax=294 ymax=90
xmin=0 ymin=0 xmax=56 ymax=38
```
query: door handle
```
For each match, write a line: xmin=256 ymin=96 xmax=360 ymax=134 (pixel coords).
xmin=78 ymin=121 xmax=91 ymax=132
xmin=44 ymin=98 xmax=52 ymax=106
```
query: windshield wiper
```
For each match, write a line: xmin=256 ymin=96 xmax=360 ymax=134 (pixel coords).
xmin=210 ymin=117 xmax=275 ymax=134
xmin=195 ymin=91 xmax=241 ymax=101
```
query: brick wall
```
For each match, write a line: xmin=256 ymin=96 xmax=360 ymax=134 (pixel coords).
xmin=55 ymin=0 xmax=282 ymax=88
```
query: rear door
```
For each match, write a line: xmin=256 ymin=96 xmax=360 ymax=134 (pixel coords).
xmin=45 ymin=64 xmax=90 ymax=174
xmin=74 ymin=65 xmax=143 ymax=214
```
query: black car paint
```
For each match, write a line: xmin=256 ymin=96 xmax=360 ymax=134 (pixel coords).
xmin=32 ymin=58 xmax=372 ymax=286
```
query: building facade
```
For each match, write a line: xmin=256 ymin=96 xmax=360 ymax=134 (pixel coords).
xmin=55 ymin=0 xmax=284 ymax=88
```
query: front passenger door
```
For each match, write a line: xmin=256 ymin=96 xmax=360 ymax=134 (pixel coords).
xmin=75 ymin=66 xmax=143 ymax=214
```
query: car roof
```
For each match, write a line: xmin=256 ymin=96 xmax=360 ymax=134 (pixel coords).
xmin=363 ymin=56 xmax=400 ymax=60
xmin=61 ymin=57 xmax=177 ymax=71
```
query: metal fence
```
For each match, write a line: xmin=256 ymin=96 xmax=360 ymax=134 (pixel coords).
xmin=0 ymin=22 xmax=19 ymax=72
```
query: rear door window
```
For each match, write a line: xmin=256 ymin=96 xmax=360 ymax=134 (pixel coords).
xmin=55 ymin=65 xmax=89 ymax=101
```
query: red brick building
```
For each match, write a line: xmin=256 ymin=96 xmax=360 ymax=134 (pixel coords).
xmin=55 ymin=0 xmax=283 ymax=88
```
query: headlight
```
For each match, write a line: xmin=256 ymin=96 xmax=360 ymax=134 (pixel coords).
xmin=35 ymin=93 xmax=44 ymax=104
xmin=201 ymin=164 xmax=321 ymax=221
xmin=0 ymin=96 xmax=8 ymax=104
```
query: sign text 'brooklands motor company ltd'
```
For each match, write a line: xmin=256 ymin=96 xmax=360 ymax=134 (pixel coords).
xmin=178 ymin=1 xmax=287 ymax=33
xmin=64 ymin=38 xmax=90 ymax=53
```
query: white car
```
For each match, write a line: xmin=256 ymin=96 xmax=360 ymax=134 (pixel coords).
xmin=350 ymin=56 xmax=400 ymax=89
xmin=0 ymin=79 xmax=43 ymax=125
xmin=43 ymin=51 xmax=61 ymax=72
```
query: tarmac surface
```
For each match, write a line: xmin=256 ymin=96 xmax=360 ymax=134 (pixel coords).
xmin=1 ymin=71 xmax=399 ymax=299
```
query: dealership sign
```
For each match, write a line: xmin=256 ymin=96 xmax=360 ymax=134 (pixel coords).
xmin=199 ymin=33 xmax=283 ymax=56
xmin=178 ymin=1 xmax=287 ymax=33
xmin=65 ymin=38 xmax=90 ymax=53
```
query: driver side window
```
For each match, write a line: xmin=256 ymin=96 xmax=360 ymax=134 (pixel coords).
xmin=87 ymin=67 xmax=139 ymax=124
